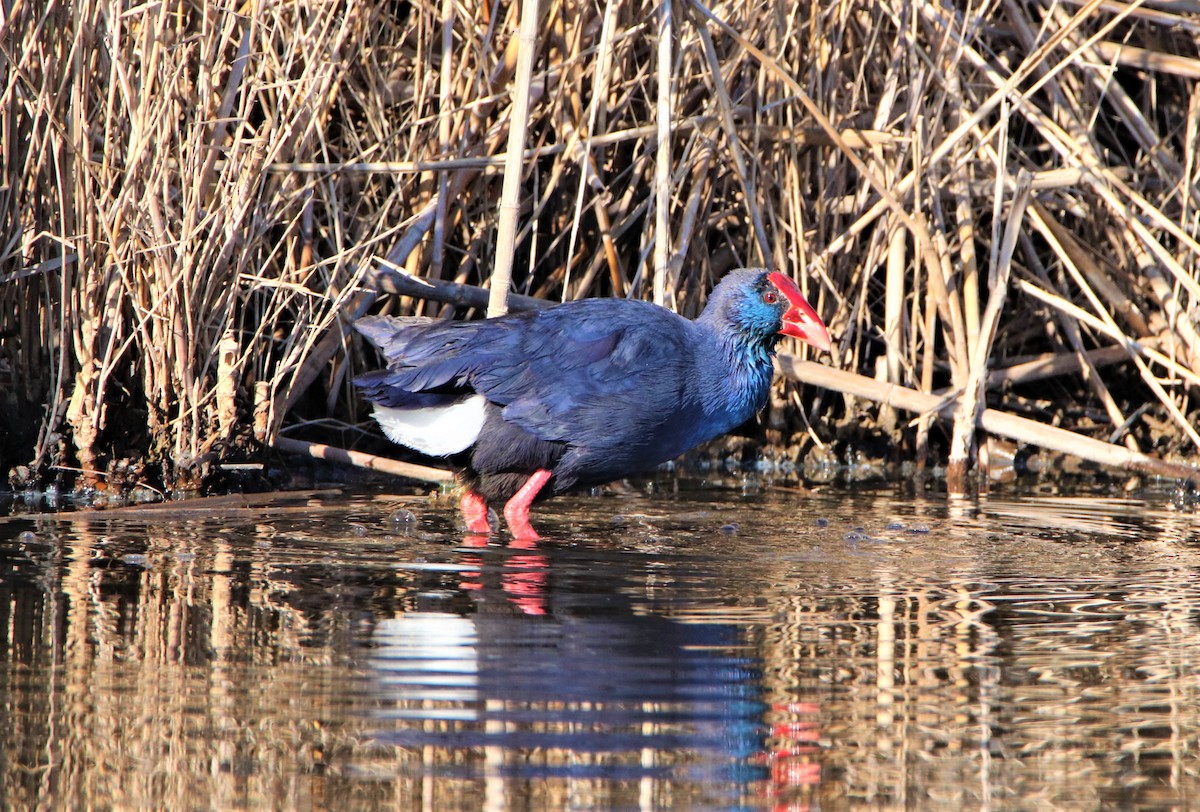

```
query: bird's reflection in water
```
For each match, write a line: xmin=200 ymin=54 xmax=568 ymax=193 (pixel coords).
xmin=368 ymin=535 xmax=773 ymax=792
xmin=458 ymin=534 xmax=549 ymax=616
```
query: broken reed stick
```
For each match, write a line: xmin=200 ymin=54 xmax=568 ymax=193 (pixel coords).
xmin=431 ymin=0 xmax=456 ymax=276
xmin=369 ymin=266 xmax=551 ymax=311
xmin=882 ymin=226 xmax=906 ymax=415
xmin=274 ymin=437 xmax=454 ymax=485
xmin=987 ymin=344 xmax=1145 ymax=387
xmin=1090 ymin=41 xmax=1200 ymax=82
xmin=777 ymin=355 xmax=1200 ymax=483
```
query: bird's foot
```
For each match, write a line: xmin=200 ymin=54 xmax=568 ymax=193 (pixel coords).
xmin=459 ymin=490 xmax=493 ymax=534
xmin=504 ymin=515 xmax=541 ymax=542
xmin=503 ymin=469 xmax=553 ymax=541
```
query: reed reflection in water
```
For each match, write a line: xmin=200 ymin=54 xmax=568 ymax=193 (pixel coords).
xmin=1 ymin=488 xmax=1199 ymax=810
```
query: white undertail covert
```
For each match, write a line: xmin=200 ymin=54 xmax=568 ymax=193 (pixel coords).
xmin=371 ymin=394 xmax=487 ymax=456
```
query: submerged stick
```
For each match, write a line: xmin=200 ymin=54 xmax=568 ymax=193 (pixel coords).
xmin=778 ymin=356 xmax=1200 ymax=483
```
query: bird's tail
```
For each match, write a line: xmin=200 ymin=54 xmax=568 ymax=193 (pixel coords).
xmin=353 ymin=315 xmax=439 ymax=363
xmin=354 ymin=313 xmax=499 ymax=397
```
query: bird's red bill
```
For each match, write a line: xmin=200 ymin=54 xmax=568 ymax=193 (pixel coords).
xmin=767 ymin=271 xmax=832 ymax=352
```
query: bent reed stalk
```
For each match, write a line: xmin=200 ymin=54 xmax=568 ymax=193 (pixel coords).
xmin=1 ymin=0 xmax=1197 ymax=493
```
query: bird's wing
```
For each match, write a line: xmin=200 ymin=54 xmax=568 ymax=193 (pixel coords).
xmin=475 ymin=303 xmax=696 ymax=445
xmin=355 ymin=303 xmax=698 ymax=443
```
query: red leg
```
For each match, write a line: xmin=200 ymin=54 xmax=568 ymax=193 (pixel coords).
xmin=459 ymin=489 xmax=493 ymax=534
xmin=503 ymin=469 xmax=553 ymax=541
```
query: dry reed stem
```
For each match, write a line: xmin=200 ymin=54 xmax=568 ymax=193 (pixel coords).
xmin=652 ymin=0 xmax=674 ymax=307
xmin=949 ymin=171 xmax=1033 ymax=494
xmin=487 ymin=0 xmax=541 ymax=317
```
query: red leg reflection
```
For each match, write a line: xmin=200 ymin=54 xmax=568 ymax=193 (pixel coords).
xmin=757 ymin=701 xmax=822 ymax=811
xmin=456 ymin=536 xmax=548 ymax=616
xmin=503 ymin=537 xmax=548 ymax=616
xmin=458 ymin=534 xmax=490 ymax=592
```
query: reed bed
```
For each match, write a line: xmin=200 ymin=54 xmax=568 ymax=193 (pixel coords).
xmin=2 ymin=0 xmax=1198 ymax=493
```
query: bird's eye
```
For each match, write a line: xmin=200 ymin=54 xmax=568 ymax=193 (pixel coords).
xmin=763 ymin=290 xmax=778 ymax=305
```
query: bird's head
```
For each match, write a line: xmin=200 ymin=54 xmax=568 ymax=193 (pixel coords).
xmin=704 ymin=268 xmax=831 ymax=353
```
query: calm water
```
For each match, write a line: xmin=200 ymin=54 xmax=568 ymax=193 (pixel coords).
xmin=3 ymin=484 xmax=1200 ymax=810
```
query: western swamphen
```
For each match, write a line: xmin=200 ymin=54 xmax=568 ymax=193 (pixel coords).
xmin=355 ymin=268 xmax=831 ymax=539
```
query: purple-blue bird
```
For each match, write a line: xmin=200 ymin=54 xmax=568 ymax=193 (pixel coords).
xmin=355 ymin=268 xmax=831 ymax=539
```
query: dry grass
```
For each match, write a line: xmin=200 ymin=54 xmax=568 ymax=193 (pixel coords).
xmin=2 ymin=0 xmax=1198 ymax=491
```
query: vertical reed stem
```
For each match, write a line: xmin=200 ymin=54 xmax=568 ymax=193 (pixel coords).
xmin=652 ymin=0 xmax=673 ymax=308
xmin=488 ymin=0 xmax=541 ymax=318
